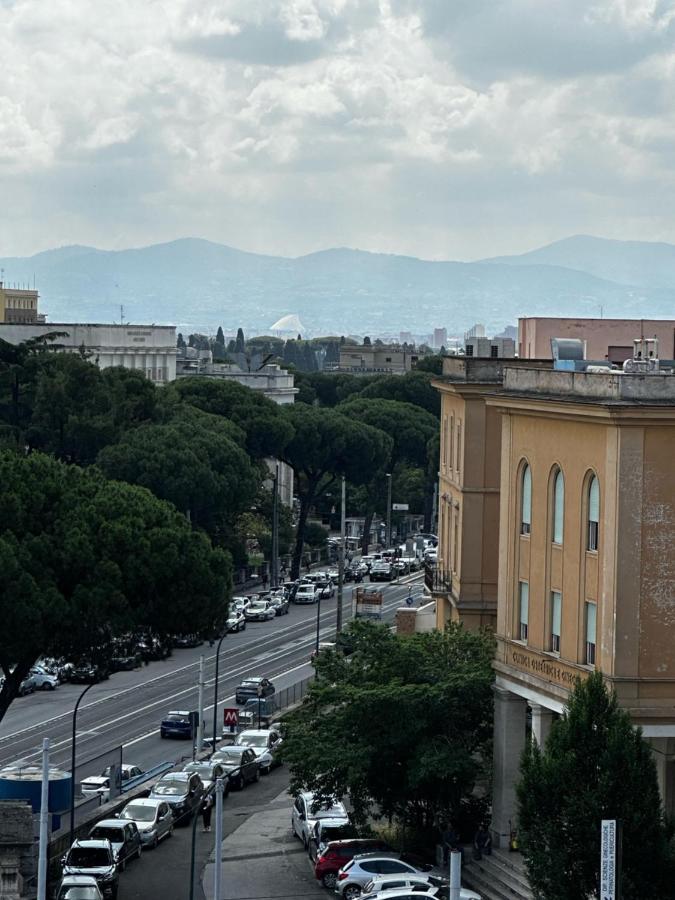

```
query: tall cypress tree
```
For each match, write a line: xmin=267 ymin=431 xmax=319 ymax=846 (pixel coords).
xmin=517 ymin=672 xmax=674 ymax=900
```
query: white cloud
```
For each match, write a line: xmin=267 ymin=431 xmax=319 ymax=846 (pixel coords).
xmin=1 ymin=0 xmax=675 ymax=259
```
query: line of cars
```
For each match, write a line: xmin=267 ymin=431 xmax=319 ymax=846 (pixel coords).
xmin=291 ymin=791 xmax=480 ymax=900
xmin=57 ymin=726 xmax=284 ymax=900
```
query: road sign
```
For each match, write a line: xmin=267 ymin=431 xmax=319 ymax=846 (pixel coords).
xmin=600 ymin=819 xmax=617 ymax=900
xmin=392 ymin=503 xmax=409 ymax=511
xmin=223 ymin=708 xmax=239 ymax=729
xmin=355 ymin=587 xmax=383 ymax=620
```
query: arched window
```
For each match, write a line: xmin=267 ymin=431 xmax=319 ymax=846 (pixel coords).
xmin=521 ymin=464 xmax=532 ymax=535
xmin=552 ymin=468 xmax=564 ymax=544
xmin=588 ymin=475 xmax=600 ymax=551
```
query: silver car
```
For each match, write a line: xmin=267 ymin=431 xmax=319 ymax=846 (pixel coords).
xmin=335 ymin=854 xmax=421 ymax=900
xmin=118 ymin=798 xmax=174 ymax=848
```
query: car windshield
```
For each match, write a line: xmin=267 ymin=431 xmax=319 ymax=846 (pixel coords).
xmin=321 ymin=825 xmax=357 ymax=842
xmin=67 ymin=848 xmax=110 ymax=867
xmin=82 ymin=779 xmax=107 ymax=788
xmin=216 ymin=747 xmax=244 ymax=760
xmin=237 ymin=734 xmax=267 ymax=748
xmin=165 ymin=715 xmax=188 ymax=723
xmin=184 ymin=765 xmax=212 ymax=779
xmin=250 ymin=601 xmax=267 ymax=609
xmin=63 ymin=889 xmax=100 ymax=900
xmin=121 ymin=805 xmax=155 ymax=823
xmin=152 ymin=781 xmax=185 ymax=795
xmin=89 ymin=827 xmax=122 ymax=843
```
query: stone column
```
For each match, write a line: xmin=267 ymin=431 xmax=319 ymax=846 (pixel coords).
xmin=491 ymin=686 xmax=528 ymax=848
xmin=530 ymin=703 xmax=555 ymax=747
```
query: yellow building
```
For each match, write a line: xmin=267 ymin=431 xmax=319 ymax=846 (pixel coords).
xmin=486 ymin=351 xmax=675 ymax=846
xmin=0 ymin=283 xmax=39 ymax=324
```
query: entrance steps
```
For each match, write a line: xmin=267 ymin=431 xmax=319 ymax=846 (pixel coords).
xmin=462 ymin=847 xmax=534 ymax=900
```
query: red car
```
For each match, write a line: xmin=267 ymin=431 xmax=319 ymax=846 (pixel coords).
xmin=314 ymin=839 xmax=392 ymax=890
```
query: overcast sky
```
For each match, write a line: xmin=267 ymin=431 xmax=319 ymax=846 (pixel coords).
xmin=3 ymin=0 xmax=675 ymax=261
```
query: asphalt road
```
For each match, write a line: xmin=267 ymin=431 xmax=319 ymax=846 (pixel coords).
xmin=0 ymin=574 xmax=424 ymax=782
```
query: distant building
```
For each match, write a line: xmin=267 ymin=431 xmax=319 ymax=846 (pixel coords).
xmin=465 ymin=336 xmax=516 ymax=358
xmin=433 ymin=327 xmax=447 ymax=349
xmin=337 ymin=343 xmax=427 ymax=375
xmin=0 ymin=322 xmax=177 ymax=382
xmin=519 ymin=316 xmax=675 ymax=362
xmin=0 ymin=282 xmax=41 ymax=324
xmin=464 ymin=323 xmax=486 ymax=341
xmin=399 ymin=331 xmax=413 ymax=344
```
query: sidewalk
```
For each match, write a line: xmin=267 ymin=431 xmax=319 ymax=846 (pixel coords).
xmin=202 ymin=788 xmax=324 ymax=900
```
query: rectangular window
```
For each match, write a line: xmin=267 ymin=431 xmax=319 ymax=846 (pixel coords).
xmin=442 ymin=417 xmax=448 ymax=470
xmin=519 ymin=582 xmax=529 ymax=641
xmin=466 ymin=344 xmax=474 ymax=356
xmin=455 ymin=422 xmax=461 ymax=473
xmin=550 ymin=591 xmax=562 ymax=653
xmin=585 ymin=602 xmax=597 ymax=666
xmin=588 ymin=521 xmax=599 ymax=552
xmin=449 ymin=415 xmax=454 ymax=472
xmin=491 ymin=344 xmax=499 ymax=358
xmin=453 ymin=507 xmax=459 ymax=573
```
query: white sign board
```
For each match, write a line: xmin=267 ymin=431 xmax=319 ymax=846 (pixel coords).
xmin=392 ymin=503 xmax=409 ymax=511
xmin=600 ymin=819 xmax=616 ymax=900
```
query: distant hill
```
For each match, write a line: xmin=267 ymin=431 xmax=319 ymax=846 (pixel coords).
xmin=483 ymin=234 xmax=675 ymax=291
xmin=1 ymin=236 xmax=671 ymax=336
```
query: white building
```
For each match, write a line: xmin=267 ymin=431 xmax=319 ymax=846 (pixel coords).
xmin=0 ymin=322 xmax=177 ymax=383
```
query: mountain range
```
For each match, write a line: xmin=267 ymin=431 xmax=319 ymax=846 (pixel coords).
xmin=1 ymin=235 xmax=672 ymax=337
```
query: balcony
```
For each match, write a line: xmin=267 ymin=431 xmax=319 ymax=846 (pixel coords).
xmin=425 ymin=563 xmax=453 ymax=594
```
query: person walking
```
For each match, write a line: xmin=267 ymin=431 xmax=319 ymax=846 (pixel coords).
xmin=406 ymin=586 xmax=414 ymax=607
xmin=201 ymin=793 xmax=213 ymax=832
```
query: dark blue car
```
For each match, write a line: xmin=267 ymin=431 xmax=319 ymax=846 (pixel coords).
xmin=160 ymin=710 xmax=195 ymax=739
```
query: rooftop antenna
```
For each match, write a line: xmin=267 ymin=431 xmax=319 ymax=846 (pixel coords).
xmin=120 ymin=304 xmax=125 ymax=326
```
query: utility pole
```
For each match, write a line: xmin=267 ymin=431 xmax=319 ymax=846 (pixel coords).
xmin=336 ymin=476 xmax=346 ymax=635
xmin=449 ymin=850 xmax=461 ymax=900
xmin=195 ymin=656 xmax=205 ymax=761
xmin=386 ymin=473 xmax=392 ymax=548
xmin=271 ymin=465 xmax=279 ymax=589
xmin=37 ymin=738 xmax=50 ymax=900
xmin=213 ymin=778 xmax=224 ymax=900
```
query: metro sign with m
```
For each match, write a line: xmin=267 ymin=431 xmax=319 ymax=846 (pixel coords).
xmin=223 ymin=707 xmax=239 ymax=729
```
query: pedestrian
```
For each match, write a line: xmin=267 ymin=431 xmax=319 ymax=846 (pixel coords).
xmin=261 ymin=570 xmax=268 ymax=588
xmin=406 ymin=586 xmax=414 ymax=607
xmin=201 ymin=793 xmax=213 ymax=832
xmin=304 ymin=556 xmax=311 ymax=574
xmin=442 ymin=822 xmax=462 ymax=864
xmin=473 ymin=823 xmax=492 ymax=860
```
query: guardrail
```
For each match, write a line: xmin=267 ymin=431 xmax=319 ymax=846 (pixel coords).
xmin=424 ymin=563 xmax=453 ymax=594
xmin=122 ymin=760 xmax=174 ymax=793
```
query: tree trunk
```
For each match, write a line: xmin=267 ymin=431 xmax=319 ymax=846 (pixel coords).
xmin=291 ymin=482 xmax=317 ymax=580
xmin=0 ymin=661 xmax=32 ymax=725
xmin=361 ymin=509 xmax=374 ymax=555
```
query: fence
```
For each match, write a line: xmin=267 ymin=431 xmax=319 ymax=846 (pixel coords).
xmin=424 ymin=563 xmax=452 ymax=594
xmin=274 ymin=675 xmax=314 ymax=713
xmin=233 ymin=546 xmax=336 ymax=587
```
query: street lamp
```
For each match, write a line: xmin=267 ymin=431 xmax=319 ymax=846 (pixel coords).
xmin=385 ymin=473 xmax=392 ymax=549
xmin=315 ymin=588 xmax=322 ymax=655
xmin=69 ymin=682 xmax=96 ymax=845
xmin=211 ymin=633 xmax=227 ymax=757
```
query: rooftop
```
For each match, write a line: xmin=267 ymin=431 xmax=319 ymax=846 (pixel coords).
xmin=501 ymin=365 xmax=675 ymax=404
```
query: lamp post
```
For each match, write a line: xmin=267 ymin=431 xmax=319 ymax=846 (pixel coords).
xmin=385 ymin=472 xmax=392 ymax=549
xmin=315 ymin=589 xmax=322 ymax=655
xmin=211 ymin=633 xmax=227 ymax=757
xmin=336 ymin=475 xmax=346 ymax=635
xmin=271 ymin=466 xmax=279 ymax=589
xmin=70 ymin=682 xmax=95 ymax=845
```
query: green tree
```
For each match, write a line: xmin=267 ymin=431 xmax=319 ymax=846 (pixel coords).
xmin=235 ymin=328 xmax=246 ymax=353
xmin=517 ymin=672 xmax=675 ymax=900
xmin=215 ymin=326 xmax=225 ymax=346
xmin=279 ymin=405 xmax=392 ymax=578
xmin=359 ymin=370 xmax=441 ymax=418
xmin=0 ymin=333 xmax=67 ymax=440
xmin=283 ymin=621 xmax=495 ymax=828
xmin=0 ymin=450 xmax=230 ymax=722
xmin=415 ymin=354 xmax=444 ymax=376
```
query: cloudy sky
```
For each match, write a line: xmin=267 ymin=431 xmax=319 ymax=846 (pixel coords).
xmin=3 ymin=0 xmax=675 ymax=260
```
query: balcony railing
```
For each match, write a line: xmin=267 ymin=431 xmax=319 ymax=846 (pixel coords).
xmin=425 ymin=563 xmax=453 ymax=594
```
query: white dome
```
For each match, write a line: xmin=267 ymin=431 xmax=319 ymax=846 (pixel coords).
xmin=270 ymin=313 xmax=304 ymax=333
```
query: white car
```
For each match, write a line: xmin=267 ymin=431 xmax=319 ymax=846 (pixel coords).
xmin=80 ymin=776 xmax=113 ymax=802
xmin=235 ymin=729 xmax=282 ymax=774
xmin=363 ymin=874 xmax=481 ymax=899
xmin=118 ymin=797 xmax=174 ymax=848
xmin=227 ymin=610 xmax=246 ymax=632
xmin=244 ymin=599 xmax=276 ymax=621
xmin=28 ymin=665 xmax=59 ymax=691
xmin=291 ymin=791 xmax=349 ymax=848
xmin=294 ymin=584 xmax=319 ymax=605
xmin=56 ymin=875 xmax=104 ymax=900
xmin=362 ymin=890 xmax=480 ymax=900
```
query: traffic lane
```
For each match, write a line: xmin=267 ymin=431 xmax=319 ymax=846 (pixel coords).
xmin=1 ymin=576 xmax=423 ymax=769
xmin=118 ymin=762 xmax=294 ymax=900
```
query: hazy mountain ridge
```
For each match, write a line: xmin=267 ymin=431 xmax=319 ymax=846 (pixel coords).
xmin=0 ymin=236 xmax=671 ymax=335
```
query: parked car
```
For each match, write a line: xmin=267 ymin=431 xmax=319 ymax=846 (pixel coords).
xmin=235 ymin=729 xmax=282 ymax=775
xmin=148 ymin=771 xmax=204 ymax=822
xmin=308 ymin=819 xmax=359 ymax=862
xmin=294 ymin=583 xmax=319 ymax=604
xmin=56 ymin=875 xmax=104 ymax=900
xmin=268 ymin=594 xmax=290 ymax=616
xmin=18 ymin=676 xmax=35 ymax=696
xmin=80 ymin=777 xmax=113 ymax=801
xmin=231 ymin=596 xmax=251 ymax=613
xmin=210 ymin=745 xmax=260 ymax=789
xmin=235 ymin=676 xmax=275 ymax=704
xmin=236 ymin=696 xmax=277 ymax=730
xmin=172 ymin=634 xmax=203 ymax=648
xmin=316 ymin=580 xmax=335 ymax=599
xmin=313 ymin=839 xmax=392 ymax=890
xmin=70 ymin=663 xmax=109 ymax=684
xmin=182 ymin=760 xmax=228 ymax=791
xmin=61 ymin=840 xmax=119 ymax=900
xmin=361 ymin=875 xmax=440 ymax=894
xmin=160 ymin=710 xmax=194 ymax=739
xmin=101 ymin=764 xmax=144 ymax=783
xmin=362 ymin=879 xmax=480 ymax=900
xmin=226 ymin=610 xmax=247 ymax=633
xmin=110 ymin=654 xmax=141 ymax=673
xmin=245 ymin=599 xmax=276 ymax=622
xmin=88 ymin=819 xmax=142 ymax=870
xmin=291 ymin=791 xmax=349 ymax=849
xmin=335 ymin=854 xmax=426 ymax=900
xmin=117 ymin=798 xmax=174 ymax=848
xmin=28 ymin=665 xmax=59 ymax=691
xmin=359 ymin=891 xmax=438 ymax=900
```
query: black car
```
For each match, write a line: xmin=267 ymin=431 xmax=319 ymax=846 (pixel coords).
xmin=148 ymin=772 xmax=204 ymax=822
xmin=160 ymin=710 xmax=195 ymax=739
xmin=70 ymin=662 xmax=110 ymax=684
xmin=211 ymin=746 xmax=260 ymax=789
xmin=235 ymin=677 xmax=275 ymax=704
xmin=172 ymin=634 xmax=203 ymax=649
xmin=268 ymin=595 xmax=290 ymax=616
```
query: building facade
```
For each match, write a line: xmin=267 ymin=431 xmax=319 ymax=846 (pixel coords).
xmin=0 ymin=284 xmax=40 ymax=324
xmin=465 ymin=337 xmax=516 ymax=359
xmin=338 ymin=344 xmax=424 ymax=375
xmin=487 ymin=361 xmax=675 ymax=846
xmin=518 ymin=316 xmax=675 ymax=362
xmin=0 ymin=322 xmax=177 ymax=382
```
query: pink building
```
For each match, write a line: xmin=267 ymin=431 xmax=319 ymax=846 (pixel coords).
xmin=519 ymin=317 xmax=675 ymax=362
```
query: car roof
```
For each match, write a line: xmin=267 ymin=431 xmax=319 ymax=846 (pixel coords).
xmin=363 ymin=892 xmax=436 ymax=900
xmin=71 ymin=839 xmax=112 ymax=850
xmin=60 ymin=876 xmax=99 ymax=885
xmin=81 ymin=776 xmax=108 ymax=784
xmin=241 ymin=676 xmax=264 ymax=683
xmin=238 ymin=728 xmax=276 ymax=737
xmin=353 ymin=852 xmax=403 ymax=861
xmin=123 ymin=798 xmax=163 ymax=808
xmin=167 ymin=709 xmax=190 ymax=716
xmin=367 ymin=874 xmax=431 ymax=885
xmin=91 ymin=820 xmax=125 ymax=830
xmin=157 ymin=771 xmax=191 ymax=782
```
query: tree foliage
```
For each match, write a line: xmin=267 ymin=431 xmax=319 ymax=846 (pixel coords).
xmin=282 ymin=621 xmax=495 ymax=828
xmin=0 ymin=450 xmax=231 ymax=722
xmin=358 ymin=371 xmax=441 ymax=418
xmin=517 ymin=672 xmax=675 ymax=900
